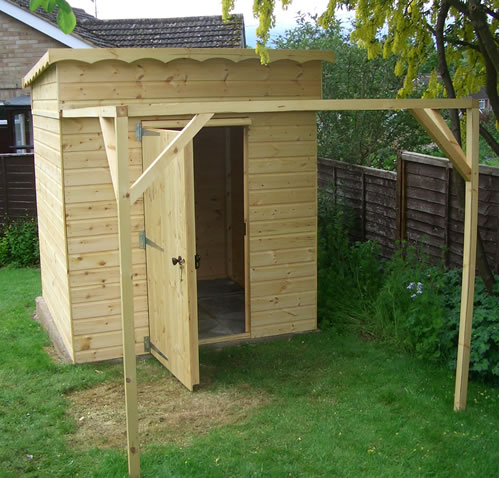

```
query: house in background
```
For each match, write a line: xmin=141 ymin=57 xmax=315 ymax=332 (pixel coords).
xmin=0 ymin=0 xmax=246 ymax=153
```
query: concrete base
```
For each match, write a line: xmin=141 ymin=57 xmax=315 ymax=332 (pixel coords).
xmin=34 ymin=296 xmax=72 ymax=363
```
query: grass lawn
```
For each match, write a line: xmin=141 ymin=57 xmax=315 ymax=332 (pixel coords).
xmin=0 ymin=267 xmax=498 ymax=477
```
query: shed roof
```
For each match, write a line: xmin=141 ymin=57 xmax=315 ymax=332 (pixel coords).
xmin=22 ymin=48 xmax=335 ymax=87
xmin=6 ymin=0 xmax=245 ymax=49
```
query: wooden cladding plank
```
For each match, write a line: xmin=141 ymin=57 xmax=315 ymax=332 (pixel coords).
xmin=68 ymin=248 xmax=145 ymax=271
xmin=249 ymin=187 xmax=316 ymax=206
xmin=67 ymin=231 xmax=141 ymax=255
xmin=251 ymin=290 xmax=316 ymax=313
xmin=248 ymin=141 xmax=316 ymax=159
xmin=251 ymin=261 xmax=315 ymax=282
xmin=64 ymin=149 xmax=142 ymax=170
xmin=64 ymin=166 xmax=143 ymax=187
xmin=65 ymin=199 xmax=144 ymax=221
xmin=71 ymin=279 xmax=147 ymax=304
xmin=248 ymin=156 xmax=316 ymax=174
xmin=249 ymin=202 xmax=316 ymax=221
xmin=251 ymin=276 xmax=316 ymax=297
xmin=251 ymin=318 xmax=316 ymax=339
xmin=73 ymin=311 xmax=149 ymax=336
xmin=61 ymin=131 xmax=140 ymax=153
xmin=58 ymin=59 xmax=322 ymax=84
xmin=69 ymin=263 xmax=147 ymax=288
xmin=74 ymin=326 xmax=149 ymax=352
xmin=75 ymin=342 xmax=145 ymax=363
xmin=32 ymin=82 xmax=58 ymax=101
xmin=33 ymin=115 xmax=60 ymax=134
xmin=247 ymin=125 xmax=316 ymax=143
xmin=250 ymin=217 xmax=315 ymax=236
xmin=250 ymin=232 xmax=315 ymax=252
xmin=67 ymin=216 xmax=144 ymax=238
xmin=72 ymin=294 xmax=148 ymax=321
xmin=58 ymin=80 xmax=321 ymax=103
xmin=248 ymin=172 xmax=316 ymax=190
xmin=251 ymin=305 xmax=316 ymax=327
xmin=65 ymin=184 xmax=116 ymax=204
xmin=34 ymin=127 xmax=61 ymax=151
xmin=250 ymin=247 xmax=315 ymax=267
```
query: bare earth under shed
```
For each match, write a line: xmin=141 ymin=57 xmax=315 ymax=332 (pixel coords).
xmin=65 ymin=358 xmax=269 ymax=450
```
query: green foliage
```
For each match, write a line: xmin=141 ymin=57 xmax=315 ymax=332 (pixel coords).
xmin=317 ymin=188 xmax=381 ymax=328
xmin=30 ymin=0 xmax=76 ymax=33
xmin=0 ymin=217 xmax=40 ymax=268
xmin=273 ymin=15 xmax=430 ymax=168
xmin=371 ymin=243 xmax=499 ymax=381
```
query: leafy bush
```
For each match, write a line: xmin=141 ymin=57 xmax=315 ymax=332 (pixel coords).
xmin=0 ymin=216 xmax=40 ymax=268
xmin=372 ymin=243 xmax=499 ymax=381
xmin=317 ymin=189 xmax=381 ymax=329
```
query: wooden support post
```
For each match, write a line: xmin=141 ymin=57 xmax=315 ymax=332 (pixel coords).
xmin=99 ymin=116 xmax=119 ymax=200
xmin=454 ymin=107 xmax=479 ymax=411
xmin=115 ymin=106 xmax=141 ymax=476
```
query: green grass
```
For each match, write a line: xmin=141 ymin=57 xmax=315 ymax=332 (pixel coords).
xmin=0 ymin=267 xmax=498 ymax=477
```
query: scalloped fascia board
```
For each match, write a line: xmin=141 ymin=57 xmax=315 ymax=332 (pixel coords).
xmin=23 ymin=47 xmax=335 ymax=87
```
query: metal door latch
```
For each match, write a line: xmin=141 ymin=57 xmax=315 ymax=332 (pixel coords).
xmin=172 ymin=256 xmax=185 ymax=266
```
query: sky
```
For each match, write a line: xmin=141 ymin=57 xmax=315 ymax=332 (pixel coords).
xmin=67 ymin=0 xmax=354 ymax=46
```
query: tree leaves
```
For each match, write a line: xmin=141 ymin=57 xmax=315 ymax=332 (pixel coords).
xmin=29 ymin=0 xmax=76 ymax=34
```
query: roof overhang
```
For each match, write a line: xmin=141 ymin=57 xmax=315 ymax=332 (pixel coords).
xmin=22 ymin=47 xmax=336 ymax=87
xmin=0 ymin=0 xmax=93 ymax=49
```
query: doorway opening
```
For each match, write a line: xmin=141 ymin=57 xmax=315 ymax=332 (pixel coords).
xmin=192 ymin=126 xmax=246 ymax=341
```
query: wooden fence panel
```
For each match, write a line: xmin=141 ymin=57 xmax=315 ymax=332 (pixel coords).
xmin=0 ymin=153 xmax=37 ymax=225
xmin=318 ymin=153 xmax=499 ymax=274
xmin=317 ymin=157 xmax=397 ymax=260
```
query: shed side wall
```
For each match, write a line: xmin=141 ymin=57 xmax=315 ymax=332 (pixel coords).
xmin=32 ymin=66 xmax=74 ymax=360
xmin=62 ymin=116 xmax=148 ymax=363
xmin=247 ymin=112 xmax=317 ymax=337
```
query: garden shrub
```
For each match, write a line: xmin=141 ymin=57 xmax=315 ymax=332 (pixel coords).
xmin=0 ymin=216 xmax=40 ymax=268
xmin=372 ymin=242 xmax=499 ymax=381
xmin=317 ymin=188 xmax=381 ymax=329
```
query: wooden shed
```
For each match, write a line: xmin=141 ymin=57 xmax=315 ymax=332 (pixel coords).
xmin=24 ymin=48 xmax=333 ymax=387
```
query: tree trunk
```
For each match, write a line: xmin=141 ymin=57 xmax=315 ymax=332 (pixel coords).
xmin=436 ymin=1 xmax=495 ymax=294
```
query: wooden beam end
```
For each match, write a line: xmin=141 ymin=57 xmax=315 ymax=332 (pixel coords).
xmin=116 ymin=106 xmax=129 ymax=117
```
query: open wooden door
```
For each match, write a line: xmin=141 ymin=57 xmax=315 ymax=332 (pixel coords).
xmin=142 ymin=127 xmax=199 ymax=391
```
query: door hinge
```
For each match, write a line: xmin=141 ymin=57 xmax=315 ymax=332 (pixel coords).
xmin=144 ymin=336 xmax=169 ymax=362
xmin=135 ymin=123 xmax=142 ymax=142
xmin=136 ymin=123 xmax=160 ymax=141
xmin=139 ymin=231 xmax=164 ymax=252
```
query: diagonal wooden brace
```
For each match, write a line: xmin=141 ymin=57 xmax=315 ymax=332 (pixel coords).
xmin=410 ymin=108 xmax=471 ymax=181
xmin=99 ymin=116 xmax=119 ymax=200
xmin=128 ymin=113 xmax=214 ymax=204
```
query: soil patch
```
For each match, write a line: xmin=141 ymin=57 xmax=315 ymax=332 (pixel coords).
xmin=66 ymin=369 xmax=268 ymax=449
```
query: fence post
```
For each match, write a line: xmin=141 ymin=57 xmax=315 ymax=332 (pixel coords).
xmin=1 ymin=156 xmax=9 ymax=219
xmin=444 ymin=165 xmax=452 ymax=267
xmin=361 ymin=170 xmax=366 ymax=241
xmin=395 ymin=151 xmax=406 ymax=244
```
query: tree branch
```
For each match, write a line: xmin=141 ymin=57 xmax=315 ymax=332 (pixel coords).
xmin=480 ymin=123 xmax=499 ymax=155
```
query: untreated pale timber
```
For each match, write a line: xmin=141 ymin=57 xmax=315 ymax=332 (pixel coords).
xmin=454 ymin=108 xmax=480 ymax=412
xmin=23 ymin=48 xmax=335 ymax=87
xmin=114 ymin=107 xmax=140 ymax=477
xmin=60 ymin=98 xmax=476 ymax=118
xmin=128 ymin=113 xmax=213 ymax=204
xmin=99 ymin=116 xmax=119 ymax=199
xmin=410 ymin=108 xmax=471 ymax=181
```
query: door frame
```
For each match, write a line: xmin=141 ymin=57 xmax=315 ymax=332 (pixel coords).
xmin=141 ymin=117 xmax=252 ymax=342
